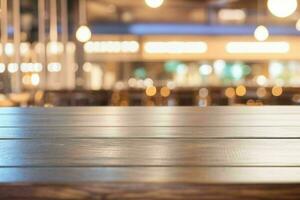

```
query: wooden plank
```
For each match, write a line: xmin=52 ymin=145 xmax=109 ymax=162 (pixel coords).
xmin=0 ymin=139 xmax=300 ymax=167
xmin=2 ymin=167 xmax=300 ymax=184
xmin=0 ymin=126 xmax=300 ymax=139
xmin=0 ymin=114 xmax=300 ymax=127
xmin=1 ymin=107 xmax=300 ymax=199
xmin=1 ymin=106 xmax=300 ymax=115
xmin=1 ymin=183 xmax=300 ymax=200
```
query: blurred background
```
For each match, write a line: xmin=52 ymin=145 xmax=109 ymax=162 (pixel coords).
xmin=1 ymin=0 xmax=300 ymax=107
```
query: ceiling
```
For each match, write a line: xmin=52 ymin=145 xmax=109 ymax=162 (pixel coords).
xmin=15 ymin=0 xmax=300 ymax=41
xmin=86 ymin=0 xmax=299 ymax=26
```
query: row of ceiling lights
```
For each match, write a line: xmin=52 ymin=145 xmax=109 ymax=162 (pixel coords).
xmin=75 ymin=0 xmax=298 ymax=44
xmin=64 ymin=0 xmax=165 ymax=43
xmin=75 ymin=0 xmax=162 ymax=43
xmin=144 ymin=0 xmax=297 ymax=17
xmin=254 ymin=0 xmax=298 ymax=42
xmin=144 ymin=0 xmax=299 ymax=43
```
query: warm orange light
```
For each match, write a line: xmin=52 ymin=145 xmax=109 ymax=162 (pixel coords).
xmin=225 ymin=87 xmax=235 ymax=98
xmin=236 ymin=85 xmax=247 ymax=97
xmin=160 ymin=86 xmax=171 ymax=97
xmin=146 ymin=86 xmax=157 ymax=97
xmin=272 ymin=86 xmax=283 ymax=96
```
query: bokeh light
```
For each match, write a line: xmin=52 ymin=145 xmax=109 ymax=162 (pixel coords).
xmin=254 ymin=25 xmax=269 ymax=41
xmin=145 ymin=0 xmax=164 ymax=8
xmin=76 ymin=25 xmax=92 ymax=43
xmin=236 ymin=85 xmax=247 ymax=97
xmin=160 ymin=86 xmax=171 ymax=97
xmin=256 ymin=87 xmax=267 ymax=98
xmin=199 ymin=64 xmax=213 ymax=76
xmin=146 ymin=86 xmax=157 ymax=97
xmin=225 ymin=87 xmax=236 ymax=98
xmin=268 ymin=0 xmax=297 ymax=18
xmin=272 ymin=86 xmax=283 ymax=96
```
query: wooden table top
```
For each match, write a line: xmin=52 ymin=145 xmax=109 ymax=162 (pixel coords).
xmin=1 ymin=106 xmax=300 ymax=199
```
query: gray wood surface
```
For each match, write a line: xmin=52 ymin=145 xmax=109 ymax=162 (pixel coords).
xmin=0 ymin=139 xmax=299 ymax=167
xmin=1 ymin=167 xmax=300 ymax=183
xmin=1 ymin=126 xmax=300 ymax=138
xmin=1 ymin=106 xmax=300 ymax=199
xmin=1 ymin=114 xmax=300 ymax=126
xmin=1 ymin=106 xmax=300 ymax=115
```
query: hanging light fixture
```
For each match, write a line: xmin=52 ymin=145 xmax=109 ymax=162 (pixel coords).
xmin=1 ymin=0 xmax=8 ymax=61
xmin=76 ymin=0 xmax=91 ymax=43
xmin=145 ymin=0 xmax=164 ymax=8
xmin=267 ymin=0 xmax=297 ymax=18
xmin=254 ymin=25 xmax=269 ymax=41
xmin=48 ymin=0 xmax=63 ymax=55
xmin=76 ymin=25 xmax=91 ymax=43
xmin=38 ymin=0 xmax=47 ymax=89
xmin=12 ymin=0 xmax=22 ymax=92
xmin=254 ymin=0 xmax=269 ymax=41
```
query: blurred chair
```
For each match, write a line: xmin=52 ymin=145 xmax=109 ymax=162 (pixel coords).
xmin=0 ymin=94 xmax=14 ymax=107
xmin=34 ymin=90 xmax=45 ymax=106
xmin=128 ymin=89 xmax=143 ymax=106
xmin=9 ymin=93 xmax=31 ymax=107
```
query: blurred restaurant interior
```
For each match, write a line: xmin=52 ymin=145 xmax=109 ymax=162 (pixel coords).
xmin=1 ymin=0 xmax=300 ymax=107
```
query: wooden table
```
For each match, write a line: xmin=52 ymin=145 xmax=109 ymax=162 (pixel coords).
xmin=1 ymin=106 xmax=300 ymax=199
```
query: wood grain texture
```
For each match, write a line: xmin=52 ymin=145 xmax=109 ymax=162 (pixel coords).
xmin=2 ymin=167 xmax=300 ymax=184
xmin=1 ymin=114 xmax=300 ymax=127
xmin=0 ymin=139 xmax=299 ymax=167
xmin=1 ymin=126 xmax=300 ymax=139
xmin=1 ymin=183 xmax=300 ymax=200
xmin=1 ymin=107 xmax=300 ymax=199
xmin=1 ymin=106 xmax=300 ymax=115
